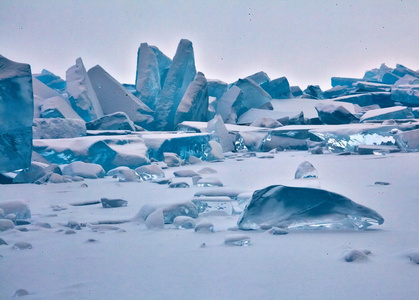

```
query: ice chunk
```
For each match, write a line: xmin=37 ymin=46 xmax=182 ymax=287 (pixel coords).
xmin=203 ymin=140 xmax=224 ymax=161
xmin=391 ymin=85 xmax=419 ymax=107
xmin=323 ymin=85 xmax=351 ymax=99
xmin=153 ymin=39 xmax=196 ymax=130
xmin=150 ymin=45 xmax=172 ymax=87
xmin=38 ymin=96 xmax=82 ymax=119
xmin=355 ymin=81 xmax=392 ymax=92
xmin=198 ymin=167 xmax=217 ymax=174
xmin=0 ymin=219 xmax=14 ymax=231
xmin=395 ymin=128 xmax=419 ymax=151
xmin=173 ymin=216 xmax=196 ymax=229
xmin=250 ymin=117 xmax=283 ymax=128
xmin=135 ymin=43 xmax=161 ymax=109
xmin=207 ymin=79 xmax=228 ymax=99
xmin=245 ymin=71 xmax=270 ymax=85
xmin=86 ymin=112 xmax=136 ymax=131
xmin=12 ymin=241 xmax=32 ymax=250
xmin=360 ymin=106 xmax=414 ymax=122
xmin=0 ymin=55 xmax=34 ymax=173
xmin=88 ymin=65 xmax=153 ymax=128
xmin=261 ymin=77 xmax=291 ymax=99
xmin=163 ymin=152 xmax=183 ymax=167
xmin=161 ymin=201 xmax=199 ymax=223
xmin=393 ymin=74 xmax=419 ymax=87
xmin=356 ymin=144 xmax=400 ymax=155
xmin=62 ymin=161 xmax=105 ymax=179
xmin=169 ymin=182 xmax=190 ymax=188
xmin=363 ymin=63 xmax=394 ymax=82
xmin=290 ymin=86 xmax=303 ymax=97
xmin=194 ymin=222 xmax=215 ymax=233
xmin=0 ymin=200 xmax=31 ymax=220
xmin=303 ymin=85 xmax=324 ymax=99
xmin=174 ymin=170 xmax=199 ymax=177
xmin=268 ymin=227 xmax=289 ymax=235
xmin=215 ymin=85 xmax=243 ymax=123
xmin=107 ymin=166 xmax=139 ymax=182
xmin=261 ymin=126 xmax=322 ymax=152
xmin=196 ymin=177 xmax=223 ymax=187
xmin=331 ymin=77 xmax=362 ymax=88
xmin=135 ymin=164 xmax=164 ymax=180
xmin=101 ymin=198 xmax=128 ymax=208
xmin=237 ymin=185 xmax=384 ymax=230
xmin=315 ymin=103 xmax=359 ymax=125
xmin=174 ymin=72 xmax=209 ymax=126
xmin=295 ymin=161 xmax=318 ymax=179
xmin=225 ymin=234 xmax=251 ymax=246
xmin=66 ymin=58 xmax=103 ymax=121
xmin=392 ymin=64 xmax=419 ymax=78
xmin=334 ymin=92 xmax=393 ymax=108
xmin=234 ymin=78 xmax=272 ymax=115
xmin=33 ymin=118 xmax=86 ymax=139
xmin=344 ymin=249 xmax=370 ymax=262
xmin=207 ymin=115 xmax=236 ymax=152
xmin=13 ymin=162 xmax=61 ymax=184
xmin=192 ymin=196 xmax=232 ymax=215
xmin=34 ymin=69 xmax=66 ymax=94
xmin=310 ymin=124 xmax=398 ymax=153
xmin=238 ymin=108 xmax=302 ymax=126
xmin=145 ymin=209 xmax=164 ymax=230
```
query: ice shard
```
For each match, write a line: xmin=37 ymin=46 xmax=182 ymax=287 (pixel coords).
xmin=303 ymin=85 xmax=324 ymax=99
xmin=237 ymin=185 xmax=384 ymax=230
xmin=295 ymin=161 xmax=318 ymax=179
xmin=135 ymin=43 xmax=161 ymax=109
xmin=215 ymin=85 xmax=243 ymax=123
xmin=66 ymin=58 xmax=103 ymax=121
xmin=149 ymin=45 xmax=172 ymax=87
xmin=38 ymin=96 xmax=83 ymax=119
xmin=315 ymin=103 xmax=359 ymax=125
xmin=234 ymin=78 xmax=272 ymax=115
xmin=0 ymin=55 xmax=34 ymax=172
xmin=88 ymin=65 xmax=154 ymax=128
xmin=207 ymin=115 xmax=235 ymax=152
xmin=34 ymin=69 xmax=66 ymax=94
xmin=260 ymin=77 xmax=292 ymax=99
xmin=153 ymin=39 xmax=196 ymax=130
xmin=174 ymin=72 xmax=209 ymax=126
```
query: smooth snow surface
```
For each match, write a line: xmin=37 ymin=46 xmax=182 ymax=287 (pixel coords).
xmin=1 ymin=151 xmax=419 ymax=299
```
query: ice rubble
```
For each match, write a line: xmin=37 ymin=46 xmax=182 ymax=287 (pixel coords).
xmin=0 ymin=55 xmax=34 ymax=173
xmin=237 ymin=185 xmax=384 ymax=230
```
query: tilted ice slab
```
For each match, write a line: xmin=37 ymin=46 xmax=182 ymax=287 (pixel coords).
xmin=33 ymin=135 xmax=149 ymax=171
xmin=0 ymin=55 xmax=34 ymax=172
xmin=66 ymin=57 xmax=103 ymax=121
xmin=34 ymin=69 xmax=66 ymax=94
xmin=360 ymin=106 xmax=414 ymax=122
xmin=309 ymin=124 xmax=399 ymax=153
xmin=88 ymin=65 xmax=154 ymax=128
xmin=237 ymin=185 xmax=384 ymax=230
xmin=237 ymin=108 xmax=303 ymax=125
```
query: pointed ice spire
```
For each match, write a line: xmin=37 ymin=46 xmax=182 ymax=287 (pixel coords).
xmin=153 ymin=39 xmax=196 ymax=130
xmin=66 ymin=57 xmax=103 ymax=121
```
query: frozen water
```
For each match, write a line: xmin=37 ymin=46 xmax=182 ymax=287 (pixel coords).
xmin=0 ymin=200 xmax=31 ymax=220
xmin=13 ymin=162 xmax=59 ymax=184
xmin=174 ymin=72 xmax=208 ymax=126
xmin=238 ymin=185 xmax=384 ymax=230
xmin=38 ymin=95 xmax=82 ymax=119
xmin=237 ymin=108 xmax=302 ymax=126
xmin=250 ymin=117 xmax=283 ymax=128
xmin=12 ymin=241 xmax=32 ymax=250
xmin=395 ymin=129 xmax=419 ymax=151
xmin=234 ymin=78 xmax=272 ymax=114
xmin=0 ymin=55 xmax=34 ymax=172
xmin=360 ymin=106 xmax=414 ymax=122
xmin=196 ymin=177 xmax=223 ymax=187
xmin=135 ymin=164 xmax=164 ymax=180
xmin=88 ymin=65 xmax=153 ymax=128
xmin=66 ymin=57 xmax=103 ymax=121
xmin=198 ymin=167 xmax=217 ymax=174
xmin=203 ymin=140 xmax=224 ymax=161
xmin=295 ymin=161 xmax=318 ymax=179
xmin=33 ymin=118 xmax=86 ymax=139
xmin=153 ymin=39 xmax=196 ymax=130
xmin=107 ymin=166 xmax=139 ymax=182
xmin=315 ymin=103 xmax=359 ymax=125
xmin=303 ymin=85 xmax=324 ymax=99
xmin=310 ymin=124 xmax=398 ymax=153
xmin=86 ymin=112 xmax=136 ymax=131
xmin=224 ymin=234 xmax=251 ymax=246
xmin=260 ymin=76 xmax=291 ymax=99
xmin=391 ymin=85 xmax=419 ymax=107
xmin=192 ymin=196 xmax=232 ymax=215
xmin=194 ymin=222 xmax=215 ymax=233
xmin=207 ymin=115 xmax=235 ymax=152
xmin=169 ymin=182 xmax=190 ymax=188
xmin=161 ymin=201 xmax=199 ymax=223
xmin=331 ymin=77 xmax=362 ymax=88
xmin=207 ymin=79 xmax=228 ymax=99
xmin=344 ymin=249 xmax=370 ymax=262
xmin=245 ymin=71 xmax=270 ymax=85
xmin=34 ymin=69 xmax=66 ymax=94
xmin=333 ymin=92 xmax=393 ymax=108
xmin=173 ymin=170 xmax=199 ymax=177
xmin=215 ymin=85 xmax=243 ymax=123
xmin=62 ymin=161 xmax=105 ymax=179
xmin=135 ymin=43 xmax=161 ymax=109
xmin=173 ymin=216 xmax=196 ymax=229
xmin=0 ymin=219 xmax=14 ymax=231
xmin=355 ymin=81 xmax=391 ymax=92
xmin=101 ymin=198 xmax=128 ymax=208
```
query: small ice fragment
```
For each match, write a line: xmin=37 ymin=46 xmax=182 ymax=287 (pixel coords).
xmin=192 ymin=196 xmax=232 ymax=215
xmin=107 ymin=167 xmax=139 ymax=182
xmin=268 ymin=227 xmax=289 ymax=235
xmin=152 ymin=178 xmax=172 ymax=185
xmin=194 ymin=222 xmax=215 ymax=233
xmin=145 ymin=209 xmax=164 ymax=230
xmin=192 ymin=175 xmax=203 ymax=185
xmin=344 ymin=249 xmax=370 ymax=262
xmin=65 ymin=229 xmax=76 ymax=234
xmin=164 ymin=152 xmax=183 ymax=167
xmin=409 ymin=252 xmax=419 ymax=264
xmin=173 ymin=216 xmax=196 ymax=229
xmin=196 ymin=177 xmax=223 ymax=187
xmin=13 ymin=241 xmax=32 ymax=250
xmin=169 ymin=182 xmax=190 ymax=188
xmin=375 ymin=181 xmax=390 ymax=185
xmin=198 ymin=167 xmax=218 ymax=174
xmin=0 ymin=237 xmax=8 ymax=245
xmin=67 ymin=220 xmax=82 ymax=230
xmin=225 ymin=234 xmax=251 ymax=246
xmin=135 ymin=165 xmax=165 ymax=181
xmin=0 ymin=219 xmax=14 ymax=231
xmin=36 ymin=222 xmax=52 ymax=229
xmin=174 ymin=170 xmax=199 ymax=177
xmin=295 ymin=161 xmax=318 ymax=179
xmin=86 ymin=224 xmax=120 ymax=232
xmin=373 ymin=150 xmax=389 ymax=156
xmin=101 ymin=198 xmax=128 ymax=208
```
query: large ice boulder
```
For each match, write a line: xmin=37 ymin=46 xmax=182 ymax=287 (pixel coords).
xmin=391 ymin=85 xmax=419 ymax=107
xmin=13 ymin=162 xmax=61 ymax=184
xmin=174 ymin=72 xmax=209 ymax=126
xmin=0 ymin=200 xmax=31 ymax=220
xmin=234 ymin=78 xmax=273 ymax=115
xmin=66 ymin=57 xmax=103 ymax=121
xmin=88 ymin=65 xmax=154 ymax=128
xmin=315 ymin=103 xmax=359 ymax=124
xmin=215 ymin=85 xmax=243 ymax=124
xmin=260 ymin=77 xmax=291 ymax=99
xmin=135 ymin=43 xmax=161 ymax=109
xmin=207 ymin=115 xmax=235 ymax=152
xmin=34 ymin=69 xmax=66 ymax=94
xmin=153 ymin=39 xmax=197 ymax=130
xmin=303 ymin=85 xmax=324 ymax=99
xmin=149 ymin=45 xmax=172 ymax=87
xmin=62 ymin=161 xmax=105 ymax=179
xmin=0 ymin=55 xmax=34 ymax=172
xmin=237 ymin=185 xmax=384 ymax=230
xmin=86 ymin=112 xmax=136 ymax=131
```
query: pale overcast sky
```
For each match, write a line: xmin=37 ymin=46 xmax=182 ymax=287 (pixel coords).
xmin=1 ymin=0 xmax=418 ymax=90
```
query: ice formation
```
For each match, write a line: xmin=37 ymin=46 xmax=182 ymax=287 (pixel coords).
xmin=260 ymin=76 xmax=291 ymax=99
xmin=62 ymin=161 xmax=105 ymax=179
xmin=234 ymin=78 xmax=273 ymax=114
xmin=33 ymin=118 xmax=86 ymax=139
xmin=86 ymin=112 xmax=136 ymax=131
xmin=66 ymin=57 xmax=103 ymax=121
xmin=153 ymin=39 xmax=196 ymax=130
xmin=238 ymin=185 xmax=384 ymax=230
xmin=0 ymin=55 xmax=34 ymax=172
xmin=214 ymin=85 xmax=243 ymax=123
xmin=295 ymin=161 xmax=318 ymax=179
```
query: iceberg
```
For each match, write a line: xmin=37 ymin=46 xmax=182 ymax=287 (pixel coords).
xmin=237 ymin=185 xmax=384 ymax=230
xmin=135 ymin=43 xmax=161 ymax=109
xmin=86 ymin=112 xmax=136 ymax=131
xmin=0 ymin=55 xmax=34 ymax=172
xmin=260 ymin=77 xmax=291 ymax=99
xmin=88 ymin=65 xmax=154 ymax=128
xmin=33 ymin=118 xmax=86 ymax=139
xmin=153 ymin=39 xmax=196 ymax=130
xmin=174 ymin=72 xmax=209 ymax=126
xmin=66 ymin=58 xmax=103 ymax=121
xmin=234 ymin=78 xmax=272 ymax=115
